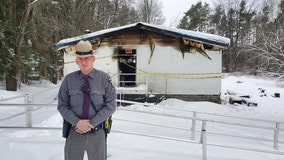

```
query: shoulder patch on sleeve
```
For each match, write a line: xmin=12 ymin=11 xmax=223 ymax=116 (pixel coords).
xmin=108 ymin=77 xmax=115 ymax=88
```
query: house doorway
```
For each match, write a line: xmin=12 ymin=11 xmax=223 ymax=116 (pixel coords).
xmin=117 ymin=48 xmax=137 ymax=87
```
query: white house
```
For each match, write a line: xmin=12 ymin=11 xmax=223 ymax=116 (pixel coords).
xmin=56 ymin=22 xmax=230 ymax=103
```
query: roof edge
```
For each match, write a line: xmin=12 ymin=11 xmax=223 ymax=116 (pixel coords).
xmin=56 ymin=22 xmax=230 ymax=50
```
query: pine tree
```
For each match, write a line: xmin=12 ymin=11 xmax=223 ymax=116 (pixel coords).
xmin=177 ymin=2 xmax=209 ymax=32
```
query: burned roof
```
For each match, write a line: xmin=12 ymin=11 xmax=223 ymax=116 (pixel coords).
xmin=56 ymin=22 xmax=230 ymax=51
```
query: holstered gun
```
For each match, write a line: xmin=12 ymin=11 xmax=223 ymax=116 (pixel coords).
xmin=62 ymin=119 xmax=72 ymax=138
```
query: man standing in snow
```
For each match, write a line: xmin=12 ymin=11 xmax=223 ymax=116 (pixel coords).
xmin=57 ymin=40 xmax=116 ymax=160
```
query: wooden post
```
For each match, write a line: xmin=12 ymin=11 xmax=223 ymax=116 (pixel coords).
xmin=273 ymin=122 xmax=280 ymax=149
xmin=191 ymin=111 xmax=197 ymax=140
xmin=24 ymin=94 xmax=33 ymax=127
xmin=200 ymin=120 xmax=207 ymax=160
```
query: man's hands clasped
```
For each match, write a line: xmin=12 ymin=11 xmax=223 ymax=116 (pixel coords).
xmin=75 ymin=120 xmax=94 ymax=134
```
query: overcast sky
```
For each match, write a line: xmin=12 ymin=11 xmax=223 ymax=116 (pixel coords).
xmin=162 ymin=0 xmax=212 ymax=27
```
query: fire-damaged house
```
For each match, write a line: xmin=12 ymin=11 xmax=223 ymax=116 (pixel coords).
xmin=56 ymin=22 xmax=230 ymax=103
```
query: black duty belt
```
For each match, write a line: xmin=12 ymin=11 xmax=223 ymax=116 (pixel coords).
xmin=89 ymin=123 xmax=103 ymax=134
xmin=72 ymin=123 xmax=103 ymax=134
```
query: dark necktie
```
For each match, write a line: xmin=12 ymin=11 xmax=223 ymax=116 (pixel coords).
xmin=82 ymin=75 xmax=90 ymax=119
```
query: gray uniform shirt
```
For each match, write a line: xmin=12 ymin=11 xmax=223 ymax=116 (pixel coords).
xmin=57 ymin=69 xmax=116 ymax=127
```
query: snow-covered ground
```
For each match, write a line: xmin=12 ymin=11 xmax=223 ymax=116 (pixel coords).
xmin=0 ymin=73 xmax=283 ymax=160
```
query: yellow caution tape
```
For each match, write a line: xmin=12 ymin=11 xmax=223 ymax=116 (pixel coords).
xmin=118 ymin=60 xmax=221 ymax=80
xmin=64 ymin=55 xmax=221 ymax=80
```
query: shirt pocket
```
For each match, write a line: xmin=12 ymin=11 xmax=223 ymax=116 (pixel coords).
xmin=68 ymin=90 xmax=82 ymax=107
xmin=90 ymin=90 xmax=104 ymax=108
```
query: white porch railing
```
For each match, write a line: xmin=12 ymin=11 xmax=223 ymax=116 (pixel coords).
xmin=0 ymin=98 xmax=284 ymax=160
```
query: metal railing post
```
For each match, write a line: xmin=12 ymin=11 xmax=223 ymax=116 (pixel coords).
xmin=145 ymin=74 xmax=148 ymax=97
xmin=115 ymin=73 xmax=118 ymax=88
xmin=200 ymin=120 xmax=207 ymax=160
xmin=273 ymin=122 xmax=280 ymax=149
xmin=24 ymin=94 xmax=33 ymax=127
xmin=191 ymin=111 xmax=197 ymax=140
xmin=165 ymin=78 xmax=168 ymax=94
xmin=119 ymin=91 xmax=122 ymax=106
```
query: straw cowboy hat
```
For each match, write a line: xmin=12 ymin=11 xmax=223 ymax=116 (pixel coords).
xmin=69 ymin=40 xmax=97 ymax=57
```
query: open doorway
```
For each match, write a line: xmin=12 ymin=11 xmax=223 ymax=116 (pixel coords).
xmin=117 ymin=48 xmax=137 ymax=87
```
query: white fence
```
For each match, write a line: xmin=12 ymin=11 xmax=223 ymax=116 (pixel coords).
xmin=0 ymin=97 xmax=284 ymax=160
